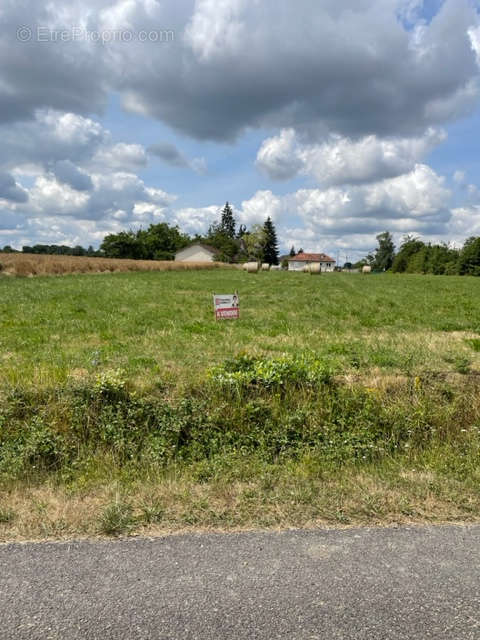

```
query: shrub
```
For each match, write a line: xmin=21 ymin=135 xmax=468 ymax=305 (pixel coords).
xmin=93 ymin=369 xmax=127 ymax=396
xmin=208 ymin=353 xmax=332 ymax=390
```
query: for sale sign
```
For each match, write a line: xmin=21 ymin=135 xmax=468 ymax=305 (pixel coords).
xmin=213 ymin=293 xmax=239 ymax=320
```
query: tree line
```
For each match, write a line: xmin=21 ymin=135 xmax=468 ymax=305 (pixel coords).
xmin=1 ymin=244 xmax=102 ymax=257
xmin=0 ymin=203 xmax=280 ymax=265
xmin=356 ymin=232 xmax=480 ymax=276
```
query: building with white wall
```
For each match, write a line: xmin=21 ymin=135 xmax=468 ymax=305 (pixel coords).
xmin=288 ymin=252 xmax=336 ymax=272
xmin=175 ymin=244 xmax=220 ymax=262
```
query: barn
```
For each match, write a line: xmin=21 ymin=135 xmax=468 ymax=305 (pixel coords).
xmin=175 ymin=244 xmax=220 ymax=263
xmin=288 ymin=252 xmax=336 ymax=272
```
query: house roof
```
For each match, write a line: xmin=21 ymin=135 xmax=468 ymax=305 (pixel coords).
xmin=176 ymin=243 xmax=220 ymax=256
xmin=288 ymin=252 xmax=335 ymax=263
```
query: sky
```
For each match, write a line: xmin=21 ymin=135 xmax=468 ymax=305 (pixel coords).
xmin=1 ymin=0 xmax=480 ymax=262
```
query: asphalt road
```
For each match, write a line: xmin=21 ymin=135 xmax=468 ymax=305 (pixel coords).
xmin=1 ymin=525 xmax=480 ymax=639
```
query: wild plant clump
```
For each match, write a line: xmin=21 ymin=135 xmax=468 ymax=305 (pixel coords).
xmin=1 ymin=354 xmax=480 ymax=484
xmin=93 ymin=369 xmax=128 ymax=396
xmin=208 ymin=353 xmax=333 ymax=390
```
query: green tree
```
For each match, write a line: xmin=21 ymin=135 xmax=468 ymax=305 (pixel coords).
xmin=407 ymin=244 xmax=430 ymax=274
xmin=205 ymin=228 xmax=238 ymax=263
xmin=392 ymin=235 xmax=424 ymax=273
xmin=219 ymin=202 xmax=236 ymax=238
xmin=101 ymin=223 xmax=190 ymax=260
xmin=428 ymin=244 xmax=458 ymax=275
xmin=458 ymin=237 xmax=480 ymax=276
xmin=138 ymin=223 xmax=190 ymax=260
xmin=262 ymin=217 xmax=279 ymax=265
xmin=289 ymin=246 xmax=296 ymax=257
xmin=373 ymin=231 xmax=395 ymax=271
xmin=205 ymin=202 xmax=239 ymax=262
xmin=242 ymin=225 xmax=266 ymax=261
xmin=101 ymin=231 xmax=143 ymax=259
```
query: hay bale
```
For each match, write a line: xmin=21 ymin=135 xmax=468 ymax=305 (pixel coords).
xmin=261 ymin=263 xmax=270 ymax=271
xmin=362 ymin=265 xmax=372 ymax=274
xmin=245 ymin=261 xmax=259 ymax=273
xmin=270 ymin=265 xmax=281 ymax=271
xmin=309 ymin=263 xmax=321 ymax=275
xmin=303 ymin=265 xmax=310 ymax=273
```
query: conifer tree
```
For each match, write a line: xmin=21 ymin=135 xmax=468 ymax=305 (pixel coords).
xmin=219 ymin=202 xmax=236 ymax=239
xmin=262 ymin=217 xmax=279 ymax=265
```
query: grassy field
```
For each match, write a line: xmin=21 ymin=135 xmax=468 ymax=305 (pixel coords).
xmin=2 ymin=269 xmax=480 ymax=388
xmin=1 ymin=270 xmax=480 ymax=540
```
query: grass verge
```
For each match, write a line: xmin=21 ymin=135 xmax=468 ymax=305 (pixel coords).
xmin=1 ymin=353 xmax=480 ymax=541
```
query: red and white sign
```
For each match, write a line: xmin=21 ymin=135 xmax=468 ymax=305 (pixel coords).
xmin=214 ymin=293 xmax=239 ymax=320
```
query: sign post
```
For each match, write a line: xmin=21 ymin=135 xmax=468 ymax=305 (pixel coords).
xmin=213 ymin=292 xmax=240 ymax=320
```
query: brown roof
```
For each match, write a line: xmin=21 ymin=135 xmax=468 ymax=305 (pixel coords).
xmin=288 ymin=252 xmax=335 ymax=263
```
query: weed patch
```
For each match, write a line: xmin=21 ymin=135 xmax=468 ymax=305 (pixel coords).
xmin=98 ymin=500 xmax=135 ymax=536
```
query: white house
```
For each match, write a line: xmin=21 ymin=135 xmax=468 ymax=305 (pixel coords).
xmin=175 ymin=244 xmax=220 ymax=263
xmin=288 ymin=252 xmax=336 ymax=272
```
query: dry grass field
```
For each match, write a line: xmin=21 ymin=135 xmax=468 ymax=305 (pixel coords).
xmin=0 ymin=252 xmax=233 ymax=277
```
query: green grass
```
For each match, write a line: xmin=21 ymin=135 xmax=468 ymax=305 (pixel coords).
xmin=1 ymin=270 xmax=480 ymax=389
xmin=2 ymin=270 xmax=480 ymax=541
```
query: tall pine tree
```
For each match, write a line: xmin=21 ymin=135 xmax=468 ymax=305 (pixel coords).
xmin=262 ymin=217 xmax=279 ymax=265
xmin=219 ymin=202 xmax=236 ymax=238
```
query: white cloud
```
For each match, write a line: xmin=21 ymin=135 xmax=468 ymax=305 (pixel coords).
xmin=293 ymin=165 xmax=451 ymax=238
xmin=256 ymin=129 xmax=304 ymax=181
xmin=257 ymin=128 xmax=446 ymax=186
xmin=92 ymin=143 xmax=147 ymax=171
xmin=448 ymin=206 xmax=480 ymax=239
xmin=0 ymin=108 xmax=176 ymax=242
xmin=172 ymin=205 xmax=220 ymax=235
xmin=27 ymin=176 xmax=90 ymax=216
xmin=236 ymin=190 xmax=284 ymax=226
